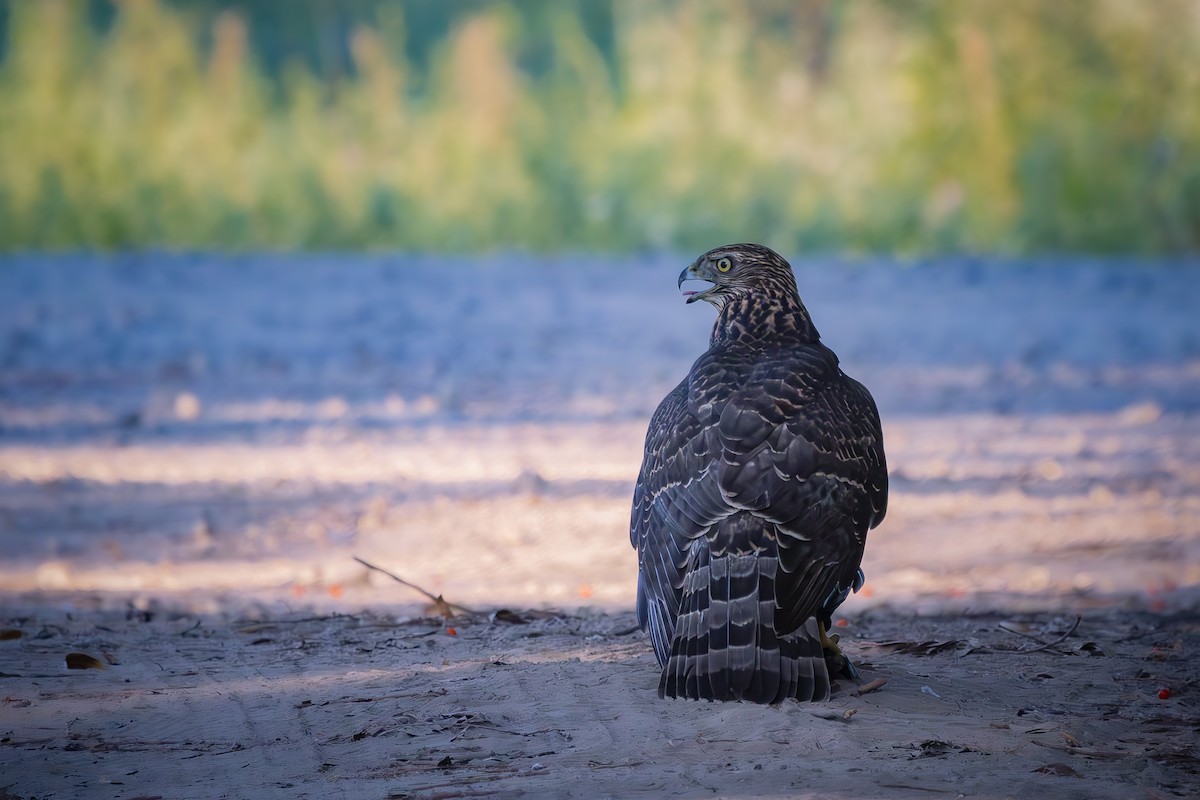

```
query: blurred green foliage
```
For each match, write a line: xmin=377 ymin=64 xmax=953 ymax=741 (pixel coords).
xmin=0 ymin=0 xmax=1197 ymax=253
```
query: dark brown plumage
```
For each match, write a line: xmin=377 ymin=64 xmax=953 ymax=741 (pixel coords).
xmin=630 ymin=243 xmax=888 ymax=703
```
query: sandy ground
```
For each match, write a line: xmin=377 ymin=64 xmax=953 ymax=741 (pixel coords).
xmin=1 ymin=602 xmax=1197 ymax=799
xmin=1 ymin=253 xmax=1199 ymax=797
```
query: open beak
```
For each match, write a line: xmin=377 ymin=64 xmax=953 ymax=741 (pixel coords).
xmin=678 ymin=262 xmax=716 ymax=304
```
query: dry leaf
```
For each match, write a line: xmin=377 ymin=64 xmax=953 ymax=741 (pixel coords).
xmin=915 ymin=740 xmax=956 ymax=757
xmin=524 ymin=609 xmax=565 ymax=620
xmin=1033 ymin=763 xmax=1080 ymax=777
xmin=903 ymin=740 xmax=972 ymax=759
xmin=65 ymin=652 xmax=107 ymax=670
xmin=0 ymin=629 xmax=22 ymax=640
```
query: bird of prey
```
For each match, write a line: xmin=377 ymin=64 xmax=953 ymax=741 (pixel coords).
xmin=630 ymin=243 xmax=887 ymax=703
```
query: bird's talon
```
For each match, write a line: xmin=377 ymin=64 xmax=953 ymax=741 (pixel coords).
xmin=818 ymin=621 xmax=843 ymax=657
xmin=819 ymin=621 xmax=862 ymax=680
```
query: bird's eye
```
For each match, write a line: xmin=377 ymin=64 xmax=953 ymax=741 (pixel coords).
xmin=716 ymin=257 xmax=732 ymax=273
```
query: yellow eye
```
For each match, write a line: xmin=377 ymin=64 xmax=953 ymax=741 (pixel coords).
xmin=716 ymin=257 xmax=732 ymax=273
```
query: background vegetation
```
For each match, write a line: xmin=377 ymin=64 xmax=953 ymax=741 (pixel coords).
xmin=1 ymin=0 xmax=1198 ymax=253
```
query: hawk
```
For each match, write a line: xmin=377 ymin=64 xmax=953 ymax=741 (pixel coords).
xmin=630 ymin=243 xmax=887 ymax=703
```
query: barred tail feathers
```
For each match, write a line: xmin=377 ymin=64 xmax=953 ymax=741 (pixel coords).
xmin=658 ymin=549 xmax=831 ymax=703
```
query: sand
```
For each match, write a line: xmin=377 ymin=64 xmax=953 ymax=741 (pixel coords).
xmin=1 ymin=253 xmax=1198 ymax=797
xmin=2 ymin=602 xmax=1197 ymax=799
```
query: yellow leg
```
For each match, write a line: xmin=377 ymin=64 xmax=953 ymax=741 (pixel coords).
xmin=818 ymin=621 xmax=842 ymax=656
xmin=819 ymin=620 xmax=861 ymax=679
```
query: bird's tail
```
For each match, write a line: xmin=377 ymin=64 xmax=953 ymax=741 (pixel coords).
xmin=659 ymin=549 xmax=831 ymax=703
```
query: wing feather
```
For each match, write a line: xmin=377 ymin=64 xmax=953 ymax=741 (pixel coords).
xmin=632 ymin=340 xmax=888 ymax=663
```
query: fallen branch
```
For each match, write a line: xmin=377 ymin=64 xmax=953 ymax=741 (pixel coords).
xmin=1031 ymin=738 xmax=1129 ymax=760
xmin=851 ymin=678 xmax=888 ymax=697
xmin=876 ymin=784 xmax=954 ymax=794
xmin=999 ymin=616 xmax=1081 ymax=655
xmin=997 ymin=624 xmax=1049 ymax=644
xmin=809 ymin=707 xmax=856 ymax=722
xmin=451 ymin=724 xmax=570 ymax=742
xmin=353 ymin=556 xmax=481 ymax=619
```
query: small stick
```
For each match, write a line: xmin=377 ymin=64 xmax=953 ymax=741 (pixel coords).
xmin=851 ymin=677 xmax=888 ymax=697
xmin=808 ymin=708 xmax=853 ymax=721
xmin=353 ymin=556 xmax=481 ymax=618
xmin=876 ymin=784 xmax=954 ymax=794
xmin=237 ymin=614 xmax=347 ymax=627
xmin=997 ymin=624 xmax=1049 ymax=644
xmin=1002 ymin=616 xmax=1081 ymax=655
xmin=1030 ymin=739 xmax=1127 ymax=760
xmin=451 ymin=724 xmax=570 ymax=742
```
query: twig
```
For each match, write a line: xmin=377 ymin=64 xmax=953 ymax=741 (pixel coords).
xmin=353 ymin=556 xmax=481 ymax=618
xmin=236 ymin=614 xmax=350 ymax=626
xmin=1000 ymin=616 xmax=1081 ymax=655
xmin=997 ymin=624 xmax=1049 ymax=644
xmin=0 ymin=671 xmax=78 ymax=679
xmin=1030 ymin=739 xmax=1129 ymax=760
xmin=451 ymin=724 xmax=570 ymax=742
xmin=851 ymin=677 xmax=888 ymax=697
xmin=808 ymin=707 xmax=856 ymax=722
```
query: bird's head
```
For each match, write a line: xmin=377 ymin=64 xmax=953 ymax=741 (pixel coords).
xmin=678 ymin=243 xmax=800 ymax=309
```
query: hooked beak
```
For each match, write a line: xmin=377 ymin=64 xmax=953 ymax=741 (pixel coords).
xmin=678 ymin=261 xmax=716 ymax=304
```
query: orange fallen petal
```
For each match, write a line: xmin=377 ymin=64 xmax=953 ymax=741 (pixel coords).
xmin=328 ymin=584 xmax=343 ymax=599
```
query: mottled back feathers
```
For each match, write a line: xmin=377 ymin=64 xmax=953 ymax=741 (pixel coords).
xmin=631 ymin=244 xmax=887 ymax=703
